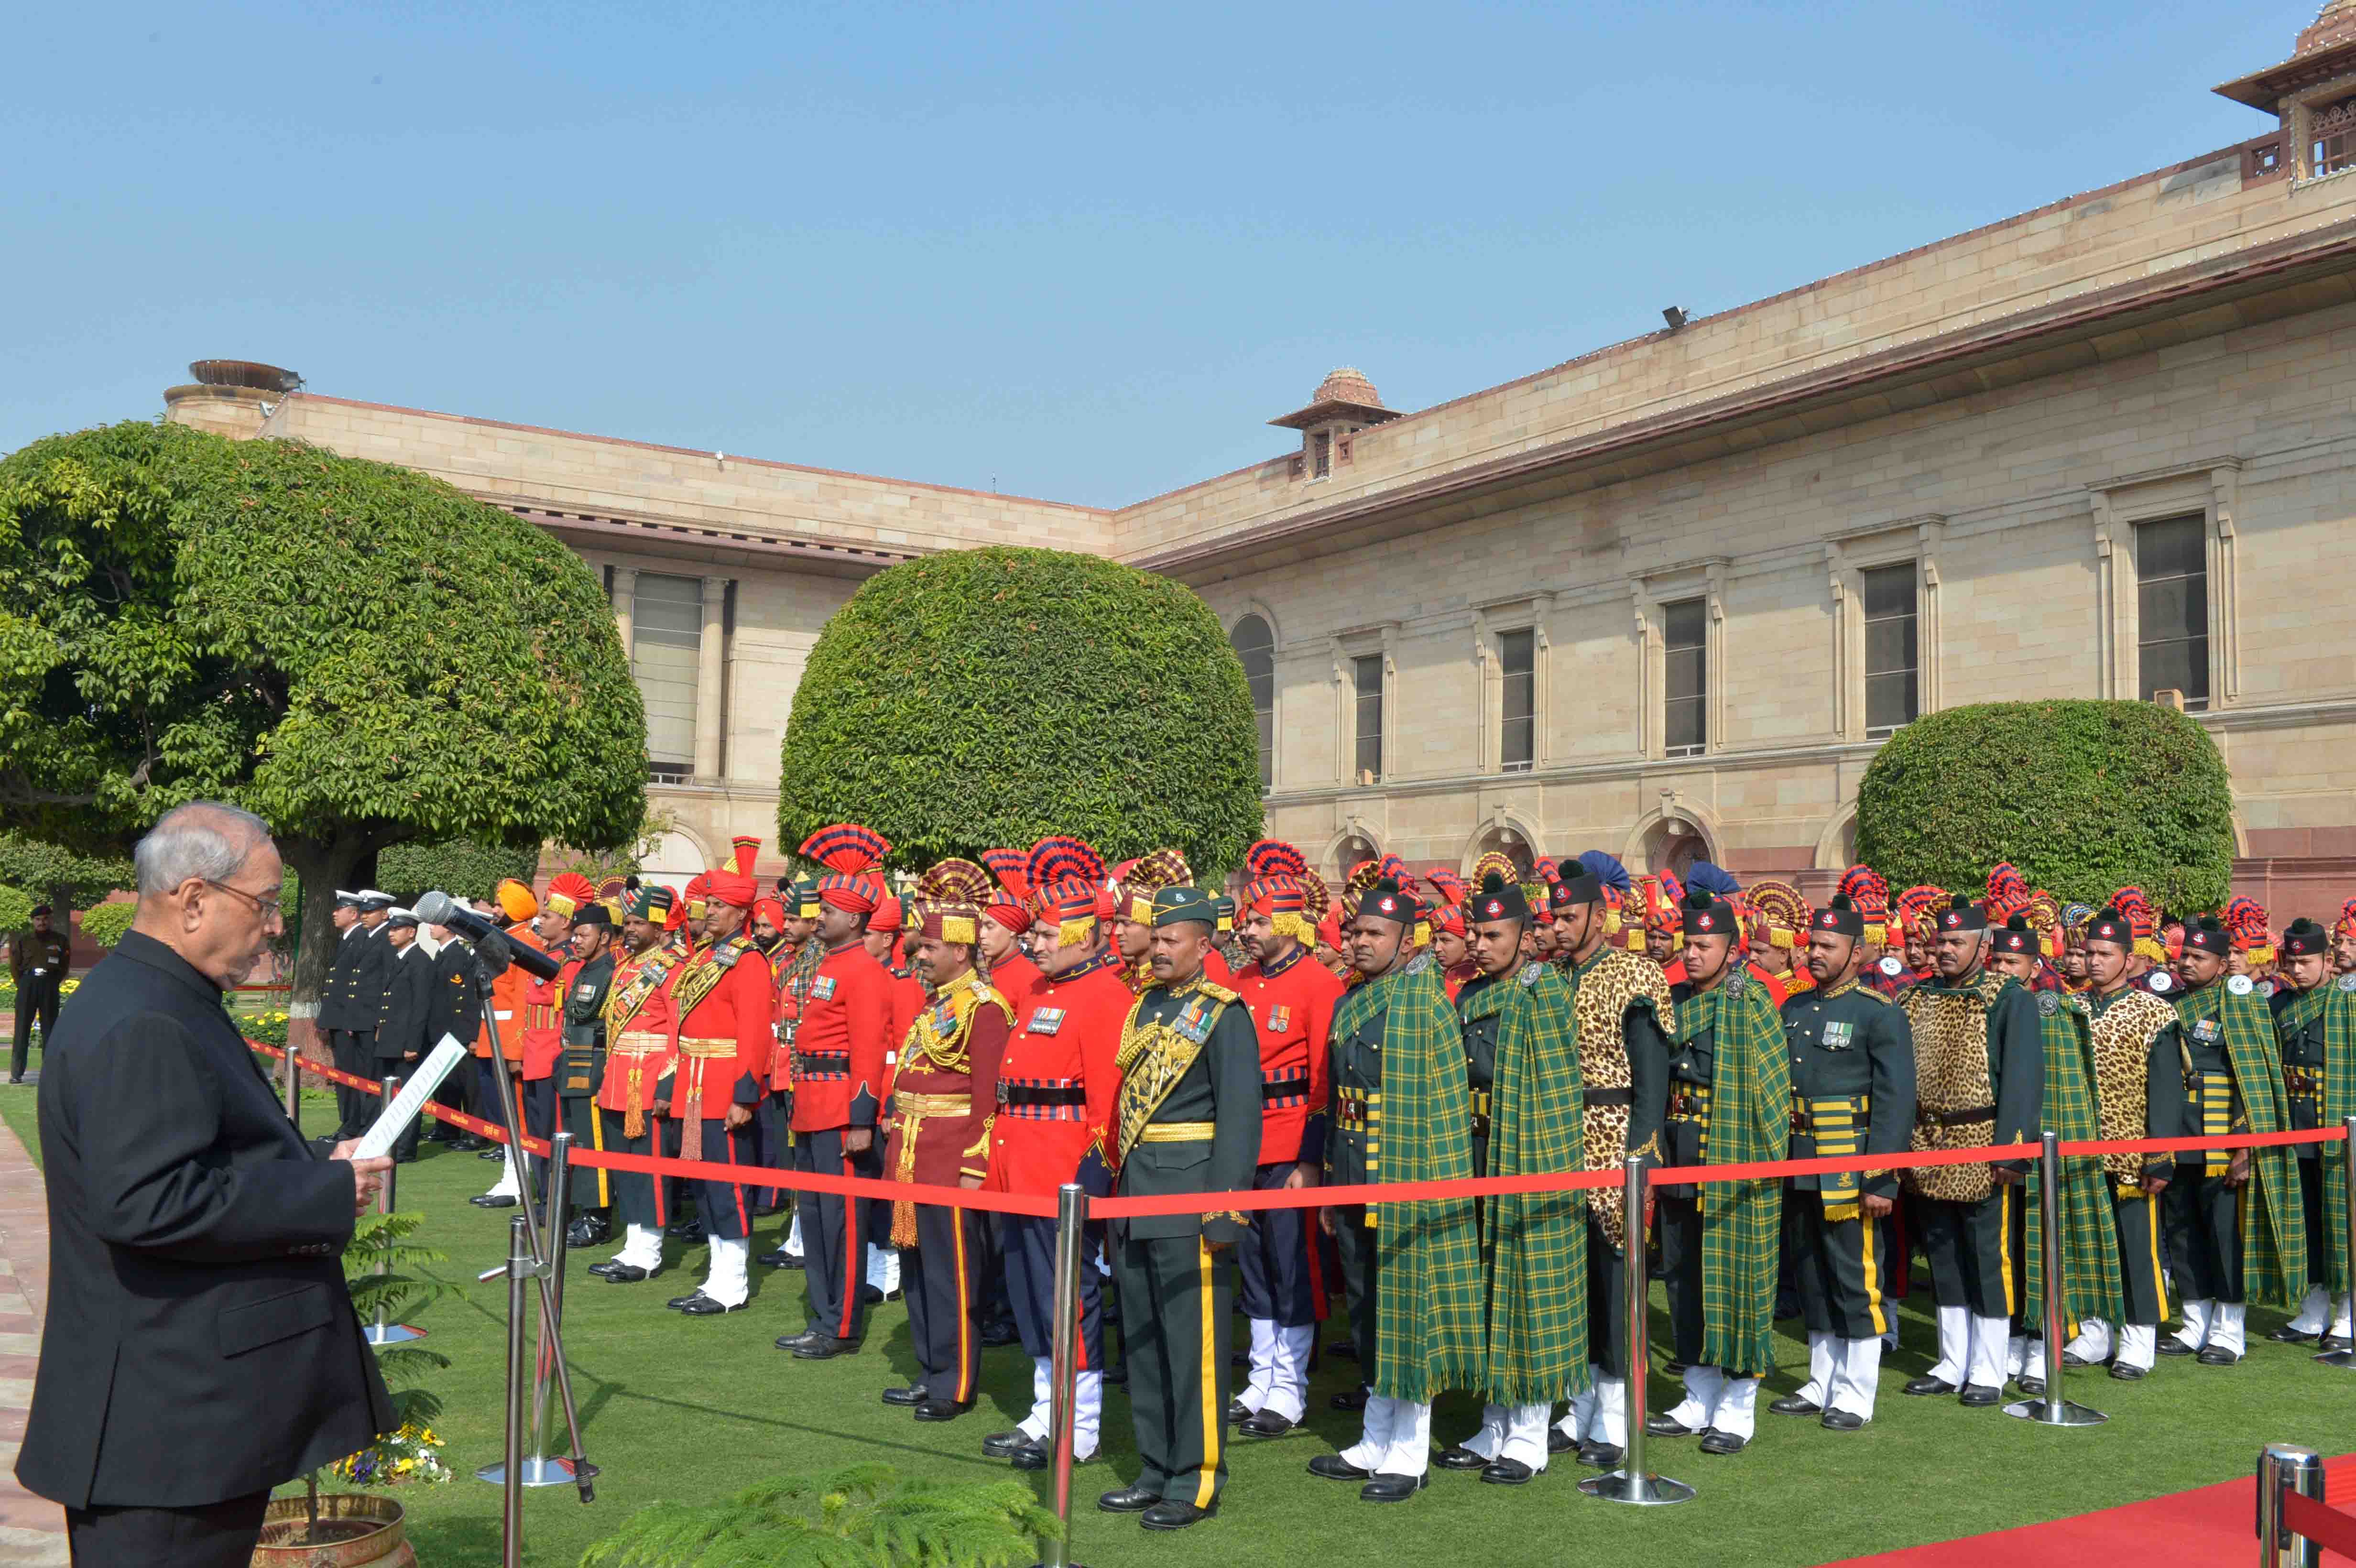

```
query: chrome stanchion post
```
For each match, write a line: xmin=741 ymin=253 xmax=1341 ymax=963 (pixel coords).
xmin=2317 ymin=1117 xmax=2356 ymax=1369
xmin=1582 ymin=1156 xmax=1693 ymax=1505
xmin=2258 ymin=1443 xmax=2324 ymax=1567
xmin=2007 ymin=1131 xmax=2103 ymax=1425
xmin=1036 ymin=1183 xmax=1086 ymax=1568
xmin=363 ymin=1075 xmax=425 ymax=1347
xmin=284 ymin=1038 xmax=302 ymax=1132
xmin=500 ymin=1214 xmax=530 ymax=1568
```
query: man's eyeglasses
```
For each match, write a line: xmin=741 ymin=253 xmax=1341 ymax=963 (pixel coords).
xmin=204 ymin=880 xmax=285 ymax=926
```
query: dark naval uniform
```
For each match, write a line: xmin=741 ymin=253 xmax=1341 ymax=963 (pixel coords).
xmin=1777 ymin=962 xmax=1915 ymax=1426
xmin=1105 ymin=889 xmax=1262 ymax=1528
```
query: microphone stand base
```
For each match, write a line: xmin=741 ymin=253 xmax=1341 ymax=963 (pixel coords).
xmin=361 ymin=1323 xmax=426 ymax=1346
xmin=476 ymin=1457 xmax=587 ymax=1487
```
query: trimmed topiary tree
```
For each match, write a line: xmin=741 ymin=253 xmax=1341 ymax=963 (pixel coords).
xmin=777 ymin=546 xmax=1263 ymax=874
xmin=378 ymin=839 xmax=541 ymax=902
xmin=1855 ymin=699 xmax=2236 ymax=913
xmin=0 ymin=420 xmax=645 ymax=1034
xmin=77 ymin=900 xmax=135 ymax=951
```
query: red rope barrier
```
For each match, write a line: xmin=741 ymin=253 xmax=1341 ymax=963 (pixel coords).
xmin=251 ymin=1039 xmax=2348 ymax=1219
xmin=2283 ymin=1489 xmax=2356 ymax=1562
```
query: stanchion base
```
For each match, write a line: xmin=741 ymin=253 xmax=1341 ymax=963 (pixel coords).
xmin=2002 ymin=1398 xmax=2106 ymax=1426
xmin=2315 ymin=1348 xmax=2356 ymax=1368
xmin=1578 ymin=1469 xmax=1696 ymax=1505
xmin=475 ymin=1457 xmax=583 ymax=1487
xmin=362 ymin=1323 xmax=426 ymax=1346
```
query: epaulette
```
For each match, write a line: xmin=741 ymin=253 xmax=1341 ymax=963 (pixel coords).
xmin=712 ymin=936 xmax=753 ymax=969
xmin=1854 ymin=986 xmax=1892 ymax=1006
xmin=1196 ymin=979 xmax=1240 ymax=1005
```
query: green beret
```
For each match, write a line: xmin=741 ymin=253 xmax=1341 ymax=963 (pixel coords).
xmin=1151 ymin=886 xmax=1218 ymax=929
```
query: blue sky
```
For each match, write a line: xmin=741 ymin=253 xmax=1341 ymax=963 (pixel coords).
xmin=2 ymin=1 xmax=2291 ymax=506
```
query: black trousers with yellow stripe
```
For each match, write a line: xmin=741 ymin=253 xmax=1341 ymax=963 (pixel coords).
xmin=2114 ymin=1185 xmax=2169 ymax=1326
xmin=1920 ymin=1190 xmax=2017 ymax=1319
xmin=558 ymin=1089 xmax=610 ymax=1213
xmin=902 ymin=1204 xmax=985 ymax=1405
xmin=1115 ymin=1233 xmax=1231 ymax=1509
xmin=1784 ymin=1195 xmax=1888 ymax=1341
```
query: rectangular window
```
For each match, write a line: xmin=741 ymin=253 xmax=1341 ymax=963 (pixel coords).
xmin=2313 ymin=98 xmax=2356 ymax=177
xmin=1499 ymin=629 xmax=1536 ymax=773
xmin=1861 ymin=563 xmax=1919 ymax=736
xmin=1353 ymin=654 xmax=1383 ymax=784
xmin=2137 ymin=515 xmax=2209 ymax=710
xmin=632 ymin=573 xmax=702 ymax=774
xmin=1662 ymin=598 xmax=1707 ymax=756
xmin=1311 ymin=430 xmax=1332 ymax=479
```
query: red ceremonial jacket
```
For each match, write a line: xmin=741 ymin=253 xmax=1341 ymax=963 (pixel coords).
xmin=789 ymin=942 xmax=895 ymax=1132
xmin=983 ymin=953 xmax=1131 ymax=1197
xmin=989 ymin=950 xmax=1043 ymax=1014
xmin=1233 ymin=944 xmax=1342 ymax=1165
xmin=884 ymin=970 xmax=1014 ymax=1187
xmin=666 ymin=936 xmax=774 ymax=1119
xmin=599 ymin=941 xmax=685 ymax=1114
xmin=1205 ymin=947 xmax=1236 ymax=986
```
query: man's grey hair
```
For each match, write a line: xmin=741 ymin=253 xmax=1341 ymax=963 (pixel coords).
xmin=134 ymin=802 xmax=274 ymax=895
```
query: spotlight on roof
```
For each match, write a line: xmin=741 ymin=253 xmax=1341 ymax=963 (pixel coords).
xmin=1662 ymin=306 xmax=1688 ymax=330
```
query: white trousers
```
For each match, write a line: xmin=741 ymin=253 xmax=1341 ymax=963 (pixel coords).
xmin=2065 ymin=1318 xmax=2112 ymax=1364
xmin=612 ymin=1221 xmax=664 ymax=1272
xmin=1928 ymin=1306 xmax=2011 ymax=1390
xmin=701 ymin=1236 xmax=750 ymax=1308
xmin=1560 ymin=1367 xmax=1627 ymax=1447
xmin=484 ymin=1146 xmax=523 ymax=1198
xmin=2288 ymin=1286 xmax=2352 ymax=1337
xmin=1459 ymin=1402 xmax=1551 ymax=1470
xmin=1016 ymin=1358 xmax=1102 ymax=1459
xmin=1340 ymin=1396 xmax=1433 ymax=1477
xmin=1795 ymin=1330 xmax=1882 ymax=1420
xmin=1667 ymin=1366 xmax=1760 ymax=1439
xmin=1240 ymin=1319 xmax=1314 ymax=1423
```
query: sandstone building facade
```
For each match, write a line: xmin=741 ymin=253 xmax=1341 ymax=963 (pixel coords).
xmin=163 ymin=8 xmax=2356 ymax=911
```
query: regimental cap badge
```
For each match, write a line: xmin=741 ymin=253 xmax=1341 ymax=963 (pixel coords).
xmin=1378 ymin=896 xmax=1396 ymax=913
xmin=2150 ymin=972 xmax=2173 ymax=992
xmin=2226 ymin=973 xmax=2254 ymax=996
xmin=2339 ymin=972 xmax=2356 ymax=991
xmin=2036 ymin=991 xmax=2059 ymax=1015
xmin=1878 ymin=955 xmax=1904 ymax=976
xmin=1696 ymin=912 xmax=1714 ymax=930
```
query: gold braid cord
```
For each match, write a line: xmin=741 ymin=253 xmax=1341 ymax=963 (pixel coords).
xmin=1112 ymin=980 xmax=1223 ymax=1165
xmin=1900 ymin=973 xmax=2007 ymax=1203
xmin=2088 ymin=989 xmax=2179 ymax=1190
xmin=1569 ymin=949 xmax=1675 ymax=1249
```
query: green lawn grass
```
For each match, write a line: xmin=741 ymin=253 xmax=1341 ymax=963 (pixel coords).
xmin=0 ymin=1076 xmax=2346 ymax=1568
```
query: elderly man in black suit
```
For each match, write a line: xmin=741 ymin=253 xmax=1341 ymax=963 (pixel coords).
xmin=17 ymin=801 xmax=395 ymax=1567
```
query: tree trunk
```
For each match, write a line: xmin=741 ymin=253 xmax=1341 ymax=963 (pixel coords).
xmin=279 ymin=833 xmax=376 ymax=1063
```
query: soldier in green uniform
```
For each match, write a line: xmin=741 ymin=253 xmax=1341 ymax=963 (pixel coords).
xmin=1095 ymin=888 xmax=1262 ymax=1532
xmin=556 ymin=904 xmax=619 ymax=1246
xmin=2162 ymin=915 xmax=2304 ymax=1363
xmin=2272 ymin=919 xmax=2351 ymax=1347
xmin=1768 ymin=895 xmax=1914 ymax=1431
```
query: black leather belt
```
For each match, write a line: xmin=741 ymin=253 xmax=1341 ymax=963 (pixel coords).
xmin=999 ymin=1083 xmax=1087 ymax=1109
xmin=1582 ymin=1088 xmax=1633 ymax=1108
xmin=1918 ymin=1104 xmax=1995 ymax=1127
xmin=1260 ymin=1073 xmax=1311 ymax=1104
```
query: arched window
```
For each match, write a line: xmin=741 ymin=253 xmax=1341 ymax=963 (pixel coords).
xmin=1333 ymin=834 xmax=1379 ymax=886
xmin=1471 ymin=826 xmax=1535 ymax=880
xmin=1230 ymin=614 xmax=1276 ymax=790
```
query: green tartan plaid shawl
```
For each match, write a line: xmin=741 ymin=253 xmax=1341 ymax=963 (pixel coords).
xmin=1462 ymin=961 xmax=1590 ymax=1405
xmin=1344 ymin=954 xmax=1485 ymax=1404
xmin=2175 ymin=981 xmax=2306 ymax=1307
xmin=2023 ymin=992 xmax=2123 ymax=1327
xmin=2319 ymin=980 xmax=2356 ymax=1292
xmin=1680 ymin=974 xmax=1789 ymax=1377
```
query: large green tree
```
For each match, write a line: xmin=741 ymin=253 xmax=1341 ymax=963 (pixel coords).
xmin=1855 ymin=698 xmax=2237 ymax=912
xmin=0 ymin=420 xmax=645 ymax=1023
xmin=778 ymin=546 xmax=1263 ymax=874
xmin=0 ymin=831 xmax=130 ymax=928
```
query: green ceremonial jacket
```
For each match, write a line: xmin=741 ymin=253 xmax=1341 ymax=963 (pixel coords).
xmin=2172 ymin=975 xmax=2306 ymax=1307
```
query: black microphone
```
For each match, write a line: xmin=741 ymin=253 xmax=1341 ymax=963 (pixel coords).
xmin=413 ymin=890 xmax=564 ymax=981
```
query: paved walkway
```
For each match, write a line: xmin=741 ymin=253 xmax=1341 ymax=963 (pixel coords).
xmin=0 ymin=1093 xmax=63 ymax=1565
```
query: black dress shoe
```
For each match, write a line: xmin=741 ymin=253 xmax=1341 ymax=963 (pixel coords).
xmin=1309 ymin=1454 xmax=1370 ymax=1481
xmin=478 ymin=1146 xmax=509 ymax=1160
xmin=914 ymin=1399 xmax=971 ymax=1423
xmin=793 ymin=1337 xmax=854 ymax=1360
xmin=1698 ymin=1429 xmax=1748 ymax=1455
xmin=1957 ymin=1384 xmax=2002 ymax=1407
xmin=586 ymin=1259 xmax=624 ymax=1279
xmin=666 ymin=1292 xmax=701 ymax=1310
xmin=1225 ymin=1398 xmax=1252 ymax=1424
xmin=1478 ymin=1458 xmax=1535 ymax=1485
xmin=2108 ymin=1361 xmax=2149 ymax=1381
xmin=1103 ymin=1362 xmax=1128 ymax=1387
xmin=2268 ymin=1325 xmax=2319 ymax=1344
xmin=1329 ymin=1387 xmax=1369 ymax=1413
xmin=1140 ymin=1500 xmax=1211 ymax=1531
xmin=2015 ymin=1376 xmax=2046 ymax=1397
xmin=1578 ymin=1441 xmax=1624 ymax=1468
xmin=1433 ymin=1445 xmax=1488 ymax=1471
xmin=1645 ymin=1413 xmax=1697 ymax=1437
xmin=601 ymin=1264 xmax=654 ymax=1284
xmin=774 ymin=1330 xmax=821 ymax=1352
xmin=757 ymin=1249 xmax=797 ymax=1269
xmin=470 ymin=1193 xmax=519 ymax=1208
xmin=982 ymin=1321 xmax=1020 ymax=1348
xmin=981 ymin=1431 xmax=1032 ymax=1459
xmin=882 ymin=1384 xmax=926 ymax=1406
xmin=2060 ymin=1351 xmax=2094 ymax=1366
xmin=2196 ymin=1346 xmax=2241 ymax=1366
xmin=1547 ymin=1428 xmax=1574 ymax=1454
xmin=1360 ymin=1472 xmax=1426 ymax=1503
xmin=1013 ymin=1441 xmax=1089 ymax=1472
xmin=2322 ymin=1336 xmax=2353 ymax=1353
xmin=1240 ymin=1410 xmax=1296 ymax=1439
xmin=1098 ymin=1485 xmax=1159 ymax=1513
xmin=2157 ymin=1337 xmax=2197 ymax=1357
xmin=566 ymin=1215 xmax=610 ymax=1248
xmin=1901 ymin=1375 xmax=1956 ymax=1397
xmin=1768 ymin=1394 xmax=1822 ymax=1416
xmin=677 ymin=1293 xmax=743 ymax=1315
xmin=1329 ymin=1338 xmax=1358 ymax=1361
xmin=1820 ymin=1410 xmax=1866 ymax=1432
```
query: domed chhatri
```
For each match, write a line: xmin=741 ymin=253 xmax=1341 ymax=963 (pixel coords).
xmin=2299 ymin=0 xmax=2356 ymax=55
xmin=1268 ymin=366 xmax=1400 ymax=431
xmin=1310 ymin=367 xmax=1385 ymax=410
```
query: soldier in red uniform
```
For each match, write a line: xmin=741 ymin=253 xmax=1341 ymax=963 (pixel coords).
xmin=1111 ymin=849 xmax=1194 ymax=994
xmin=982 ymin=837 xmax=1132 ymax=1471
xmin=980 ymin=850 xmax=1043 ymax=1011
xmin=591 ymin=886 xmax=686 ymax=1284
xmin=779 ymin=824 xmax=899 ymax=1357
xmin=1227 ymin=841 xmax=1343 ymax=1437
xmin=759 ymin=880 xmax=827 ymax=1267
xmin=519 ymin=873 xmax=593 ymax=1210
xmin=662 ymin=847 xmax=774 ymax=1315
xmin=881 ymin=862 xmax=1014 ymax=1422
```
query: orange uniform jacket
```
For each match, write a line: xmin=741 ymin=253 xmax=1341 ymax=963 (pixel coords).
xmin=524 ymin=960 xmax=576 ymax=1082
xmin=983 ymin=954 xmax=1132 ymax=1198
xmin=477 ymin=928 xmax=549 ymax=1064
xmin=599 ymin=942 xmax=685 ymax=1116
xmin=1233 ymin=946 xmax=1342 ymax=1166
xmin=789 ymin=944 xmax=895 ymax=1132
xmin=665 ymin=937 xmax=774 ymax=1120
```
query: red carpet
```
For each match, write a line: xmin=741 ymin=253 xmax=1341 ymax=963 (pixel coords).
xmin=1830 ymin=1454 xmax=2356 ymax=1567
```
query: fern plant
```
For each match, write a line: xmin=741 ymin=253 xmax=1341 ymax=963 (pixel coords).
xmin=579 ymin=1463 xmax=1062 ymax=1568
xmin=344 ymin=1209 xmax=458 ymax=1430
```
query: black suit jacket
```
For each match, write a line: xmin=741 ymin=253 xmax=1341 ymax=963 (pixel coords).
xmin=18 ymin=931 xmax=394 ymax=1509
xmin=372 ymin=942 xmax=436 ymax=1064
xmin=317 ymin=924 xmax=363 ymax=1034
xmin=349 ymin=924 xmax=396 ymax=1037
xmin=433 ymin=937 xmax=484 ymax=1046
